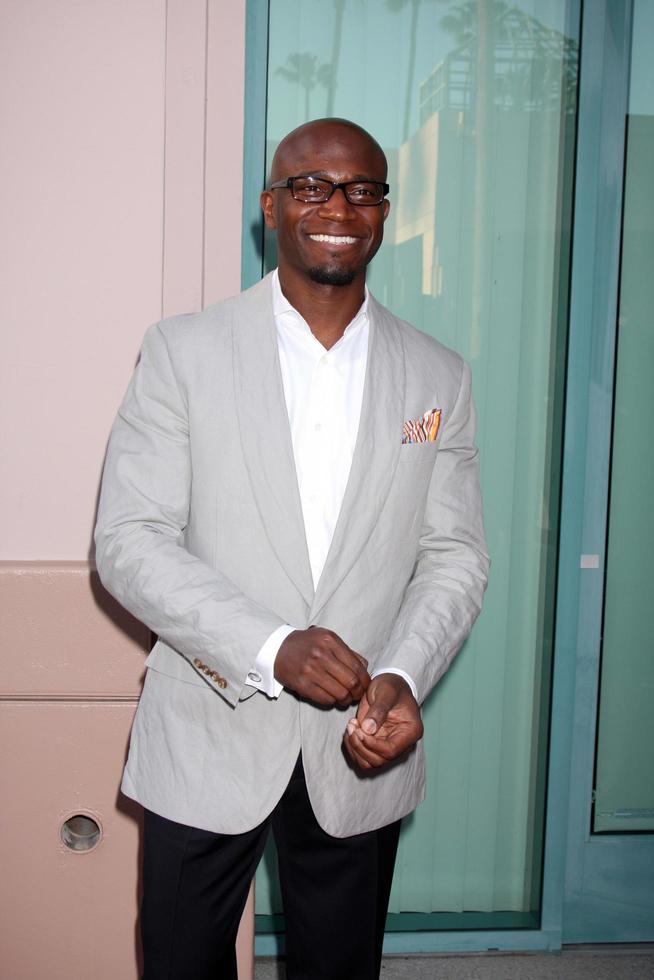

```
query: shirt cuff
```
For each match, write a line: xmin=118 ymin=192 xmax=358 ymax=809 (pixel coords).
xmin=371 ymin=667 xmax=418 ymax=702
xmin=245 ymin=624 xmax=297 ymax=698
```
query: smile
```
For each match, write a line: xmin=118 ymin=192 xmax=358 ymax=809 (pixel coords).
xmin=308 ymin=234 xmax=358 ymax=245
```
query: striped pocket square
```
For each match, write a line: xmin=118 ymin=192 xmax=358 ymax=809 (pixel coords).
xmin=402 ymin=408 xmax=442 ymax=444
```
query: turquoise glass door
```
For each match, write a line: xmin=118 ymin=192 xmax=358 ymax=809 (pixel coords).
xmin=246 ymin=0 xmax=580 ymax=939
xmin=558 ymin=0 xmax=654 ymax=941
xmin=592 ymin=2 xmax=654 ymax=841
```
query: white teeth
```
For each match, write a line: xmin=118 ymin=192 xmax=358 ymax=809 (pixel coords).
xmin=309 ymin=234 xmax=357 ymax=244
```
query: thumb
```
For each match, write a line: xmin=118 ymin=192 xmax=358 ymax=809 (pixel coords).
xmin=360 ymin=683 xmax=394 ymax=735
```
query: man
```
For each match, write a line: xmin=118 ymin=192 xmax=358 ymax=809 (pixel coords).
xmin=95 ymin=117 xmax=488 ymax=980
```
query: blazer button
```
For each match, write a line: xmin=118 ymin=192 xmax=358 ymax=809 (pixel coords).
xmin=193 ymin=657 xmax=202 ymax=668
xmin=218 ymin=678 xmax=227 ymax=689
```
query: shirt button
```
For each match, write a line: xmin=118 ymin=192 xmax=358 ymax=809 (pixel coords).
xmin=247 ymin=671 xmax=262 ymax=684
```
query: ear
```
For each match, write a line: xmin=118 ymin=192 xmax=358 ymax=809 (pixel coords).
xmin=260 ymin=190 xmax=276 ymax=229
xmin=382 ymin=198 xmax=390 ymax=222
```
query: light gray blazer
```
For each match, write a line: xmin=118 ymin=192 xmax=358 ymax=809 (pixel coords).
xmin=95 ymin=273 xmax=489 ymax=837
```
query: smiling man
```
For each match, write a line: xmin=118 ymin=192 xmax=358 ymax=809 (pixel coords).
xmin=95 ymin=118 xmax=488 ymax=980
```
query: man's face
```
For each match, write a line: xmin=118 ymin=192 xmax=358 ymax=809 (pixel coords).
xmin=261 ymin=123 xmax=390 ymax=288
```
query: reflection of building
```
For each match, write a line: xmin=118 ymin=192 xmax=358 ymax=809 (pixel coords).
xmin=370 ymin=6 xmax=578 ymax=348
xmin=419 ymin=5 xmax=578 ymax=123
xmin=371 ymin=115 xmax=450 ymax=322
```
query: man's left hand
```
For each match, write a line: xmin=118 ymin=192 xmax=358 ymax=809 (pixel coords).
xmin=343 ymin=673 xmax=423 ymax=772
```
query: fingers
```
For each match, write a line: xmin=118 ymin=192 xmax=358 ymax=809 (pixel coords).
xmin=344 ymin=718 xmax=416 ymax=769
xmin=343 ymin=675 xmax=424 ymax=771
xmin=343 ymin=725 xmax=418 ymax=770
xmin=329 ymin=638 xmax=370 ymax=697
xmin=344 ymin=733 xmax=386 ymax=771
xmin=274 ymin=628 xmax=370 ymax=706
xmin=306 ymin=630 xmax=369 ymax=704
xmin=344 ymin=721 xmax=401 ymax=770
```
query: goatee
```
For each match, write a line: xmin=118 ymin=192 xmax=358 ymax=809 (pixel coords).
xmin=308 ymin=266 xmax=356 ymax=287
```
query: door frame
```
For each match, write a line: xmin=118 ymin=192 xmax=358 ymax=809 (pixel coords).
xmin=554 ymin=0 xmax=654 ymax=942
xmin=241 ymin=0 xmax=650 ymax=956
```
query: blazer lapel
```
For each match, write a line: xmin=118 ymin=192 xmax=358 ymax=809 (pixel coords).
xmin=231 ymin=275 xmax=314 ymax=608
xmin=310 ymin=296 xmax=406 ymax=622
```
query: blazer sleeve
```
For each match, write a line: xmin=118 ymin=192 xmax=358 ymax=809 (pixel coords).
xmin=378 ymin=359 xmax=490 ymax=704
xmin=94 ymin=322 xmax=286 ymax=707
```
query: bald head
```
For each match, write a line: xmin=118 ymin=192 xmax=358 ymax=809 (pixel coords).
xmin=261 ymin=117 xmax=389 ymax=303
xmin=270 ymin=118 xmax=387 ymax=184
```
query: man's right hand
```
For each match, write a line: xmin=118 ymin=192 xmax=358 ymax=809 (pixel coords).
xmin=274 ymin=627 xmax=369 ymax=707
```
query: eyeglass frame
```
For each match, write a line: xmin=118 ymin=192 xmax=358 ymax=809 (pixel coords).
xmin=268 ymin=175 xmax=390 ymax=207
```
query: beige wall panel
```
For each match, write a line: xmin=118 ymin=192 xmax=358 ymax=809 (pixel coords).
xmin=0 ymin=0 xmax=253 ymax=973
xmin=204 ymin=0 xmax=247 ymax=305
xmin=0 ymin=700 xmax=254 ymax=979
xmin=162 ymin=0 xmax=208 ymax=316
xmin=0 ymin=562 xmax=149 ymax=698
xmin=0 ymin=701 xmax=142 ymax=979
xmin=0 ymin=0 xmax=167 ymax=560
xmin=0 ymin=0 xmax=247 ymax=560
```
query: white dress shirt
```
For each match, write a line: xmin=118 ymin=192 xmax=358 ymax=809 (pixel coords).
xmin=245 ymin=271 xmax=416 ymax=701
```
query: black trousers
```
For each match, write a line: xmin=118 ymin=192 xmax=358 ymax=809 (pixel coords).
xmin=141 ymin=756 xmax=401 ymax=980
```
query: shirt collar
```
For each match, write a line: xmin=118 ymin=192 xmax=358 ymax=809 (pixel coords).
xmin=271 ymin=268 xmax=369 ymax=341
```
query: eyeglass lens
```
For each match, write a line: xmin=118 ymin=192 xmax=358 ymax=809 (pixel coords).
xmin=291 ymin=177 xmax=385 ymax=205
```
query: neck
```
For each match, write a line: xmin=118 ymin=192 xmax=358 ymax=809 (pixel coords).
xmin=277 ymin=264 xmax=366 ymax=350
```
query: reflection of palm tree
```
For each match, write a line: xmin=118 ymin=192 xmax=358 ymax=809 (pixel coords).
xmin=326 ymin=0 xmax=346 ymax=115
xmin=439 ymin=2 xmax=577 ymax=113
xmin=387 ymin=0 xmax=442 ymax=142
xmin=276 ymin=53 xmax=332 ymax=119
xmin=440 ymin=0 xmax=508 ymax=45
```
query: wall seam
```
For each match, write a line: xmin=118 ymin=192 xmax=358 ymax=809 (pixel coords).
xmin=161 ymin=0 xmax=169 ymax=319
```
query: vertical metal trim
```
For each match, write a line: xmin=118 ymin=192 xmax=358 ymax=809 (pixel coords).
xmin=542 ymin=0 xmax=634 ymax=945
xmin=241 ymin=0 xmax=270 ymax=290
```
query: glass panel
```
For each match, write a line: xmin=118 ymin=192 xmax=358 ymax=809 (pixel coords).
xmin=593 ymin=0 xmax=654 ymax=834
xmin=257 ymin=0 xmax=578 ymax=922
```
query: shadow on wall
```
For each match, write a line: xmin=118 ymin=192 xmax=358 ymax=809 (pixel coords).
xmin=88 ymin=568 xmax=152 ymax=661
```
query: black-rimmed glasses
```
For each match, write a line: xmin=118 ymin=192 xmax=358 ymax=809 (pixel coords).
xmin=269 ymin=175 xmax=389 ymax=206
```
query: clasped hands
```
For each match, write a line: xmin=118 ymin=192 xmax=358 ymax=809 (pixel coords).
xmin=275 ymin=627 xmax=424 ymax=771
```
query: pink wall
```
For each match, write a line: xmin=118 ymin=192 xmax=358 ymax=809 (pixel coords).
xmin=1 ymin=0 xmax=246 ymax=559
xmin=0 ymin=1 xmax=253 ymax=976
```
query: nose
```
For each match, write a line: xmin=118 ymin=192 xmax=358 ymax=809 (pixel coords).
xmin=317 ymin=187 xmax=356 ymax=220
